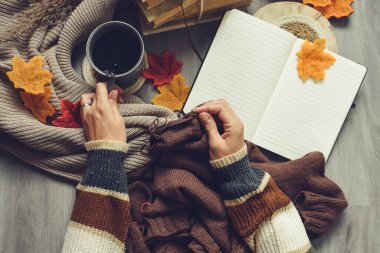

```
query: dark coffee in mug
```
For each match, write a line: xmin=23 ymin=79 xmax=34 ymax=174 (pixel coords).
xmin=92 ymin=30 xmax=141 ymax=75
xmin=86 ymin=21 xmax=145 ymax=90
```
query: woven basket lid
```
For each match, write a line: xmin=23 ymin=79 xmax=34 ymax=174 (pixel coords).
xmin=254 ymin=1 xmax=337 ymax=53
xmin=82 ymin=52 xmax=148 ymax=94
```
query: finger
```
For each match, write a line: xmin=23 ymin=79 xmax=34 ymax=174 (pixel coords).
xmin=194 ymin=103 xmax=235 ymax=125
xmin=80 ymin=94 xmax=95 ymax=120
xmin=201 ymin=99 xmax=235 ymax=115
xmin=192 ymin=99 xmax=225 ymax=113
xmin=114 ymin=85 xmax=126 ymax=104
xmin=95 ymin=82 xmax=109 ymax=105
xmin=108 ymin=90 xmax=118 ymax=106
xmin=108 ymin=90 xmax=121 ymax=117
xmin=81 ymin=107 xmax=85 ymax=125
xmin=194 ymin=99 xmax=225 ymax=107
xmin=80 ymin=93 xmax=95 ymax=106
xmin=80 ymin=103 xmax=92 ymax=134
xmin=90 ymin=97 xmax=96 ymax=107
xmin=198 ymin=112 xmax=223 ymax=145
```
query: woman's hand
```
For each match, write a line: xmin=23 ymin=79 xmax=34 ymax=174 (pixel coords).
xmin=192 ymin=99 xmax=245 ymax=160
xmin=80 ymin=82 xmax=126 ymax=142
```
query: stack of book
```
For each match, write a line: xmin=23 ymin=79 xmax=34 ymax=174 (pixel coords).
xmin=136 ymin=0 xmax=253 ymax=35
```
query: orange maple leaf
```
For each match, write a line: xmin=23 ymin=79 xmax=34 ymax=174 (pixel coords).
xmin=151 ymin=74 xmax=190 ymax=111
xmin=6 ymin=55 xmax=53 ymax=94
xmin=20 ymin=87 xmax=55 ymax=123
xmin=315 ymin=0 xmax=354 ymax=19
xmin=303 ymin=0 xmax=332 ymax=7
xmin=297 ymin=39 xmax=336 ymax=81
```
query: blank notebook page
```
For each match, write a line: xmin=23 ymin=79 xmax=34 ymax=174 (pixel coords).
xmin=253 ymin=39 xmax=367 ymax=160
xmin=183 ymin=10 xmax=296 ymax=140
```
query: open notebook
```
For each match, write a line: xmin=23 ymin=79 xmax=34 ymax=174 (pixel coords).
xmin=183 ymin=9 xmax=367 ymax=161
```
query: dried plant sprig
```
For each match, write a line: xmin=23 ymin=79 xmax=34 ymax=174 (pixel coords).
xmin=2 ymin=0 xmax=82 ymax=43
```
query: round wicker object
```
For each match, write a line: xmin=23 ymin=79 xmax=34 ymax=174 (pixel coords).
xmin=82 ymin=52 xmax=149 ymax=94
xmin=254 ymin=1 xmax=337 ymax=53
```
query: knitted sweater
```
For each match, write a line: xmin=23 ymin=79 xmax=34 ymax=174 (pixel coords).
xmin=62 ymin=140 xmax=315 ymax=253
xmin=0 ymin=0 xmax=177 ymax=181
xmin=210 ymin=145 xmax=314 ymax=253
xmin=149 ymin=113 xmax=348 ymax=239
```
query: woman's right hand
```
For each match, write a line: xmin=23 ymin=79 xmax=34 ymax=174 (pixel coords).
xmin=192 ymin=99 xmax=245 ymax=161
xmin=80 ymin=83 xmax=126 ymax=142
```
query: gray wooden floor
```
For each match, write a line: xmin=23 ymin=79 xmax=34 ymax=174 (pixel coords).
xmin=1 ymin=1 xmax=379 ymax=252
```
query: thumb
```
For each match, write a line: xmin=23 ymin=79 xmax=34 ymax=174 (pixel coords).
xmin=108 ymin=90 xmax=120 ymax=118
xmin=198 ymin=112 xmax=223 ymax=146
xmin=108 ymin=90 xmax=118 ymax=106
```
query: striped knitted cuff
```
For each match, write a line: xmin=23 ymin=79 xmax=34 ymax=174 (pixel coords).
xmin=212 ymin=148 xmax=294 ymax=237
xmin=213 ymin=154 xmax=266 ymax=201
xmin=85 ymin=140 xmax=129 ymax=153
xmin=210 ymin=144 xmax=247 ymax=169
xmin=82 ymin=149 xmax=128 ymax=194
xmin=251 ymin=202 xmax=315 ymax=253
xmin=211 ymin=145 xmax=314 ymax=253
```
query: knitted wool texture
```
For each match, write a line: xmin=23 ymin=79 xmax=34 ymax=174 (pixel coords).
xmin=210 ymin=147 xmax=314 ymax=252
xmin=147 ymin=114 xmax=348 ymax=239
xmin=125 ymin=141 xmax=249 ymax=252
xmin=0 ymin=0 xmax=177 ymax=181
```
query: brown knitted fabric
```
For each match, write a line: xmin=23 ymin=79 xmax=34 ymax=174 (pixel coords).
xmin=121 ymin=114 xmax=249 ymax=252
xmin=146 ymin=113 xmax=348 ymax=239
xmin=0 ymin=0 xmax=177 ymax=181
xmin=248 ymin=145 xmax=348 ymax=239
xmin=126 ymin=163 xmax=249 ymax=252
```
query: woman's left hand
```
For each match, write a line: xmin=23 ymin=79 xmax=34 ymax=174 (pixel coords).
xmin=80 ymin=82 xmax=126 ymax=142
xmin=193 ymin=99 xmax=245 ymax=161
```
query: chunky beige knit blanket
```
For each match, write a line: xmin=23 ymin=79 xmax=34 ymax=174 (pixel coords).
xmin=0 ymin=0 xmax=177 ymax=181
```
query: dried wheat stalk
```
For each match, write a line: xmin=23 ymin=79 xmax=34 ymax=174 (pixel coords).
xmin=2 ymin=0 xmax=82 ymax=42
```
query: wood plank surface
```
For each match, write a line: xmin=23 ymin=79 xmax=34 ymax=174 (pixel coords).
xmin=1 ymin=0 xmax=379 ymax=252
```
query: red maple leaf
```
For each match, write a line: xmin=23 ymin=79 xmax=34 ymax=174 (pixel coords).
xmin=143 ymin=50 xmax=182 ymax=86
xmin=52 ymin=99 xmax=82 ymax=128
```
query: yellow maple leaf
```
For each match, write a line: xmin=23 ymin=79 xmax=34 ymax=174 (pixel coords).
xmin=20 ymin=87 xmax=55 ymax=123
xmin=315 ymin=0 xmax=354 ymax=19
xmin=303 ymin=0 xmax=332 ymax=7
xmin=6 ymin=55 xmax=53 ymax=94
xmin=297 ymin=39 xmax=336 ymax=81
xmin=151 ymin=74 xmax=190 ymax=111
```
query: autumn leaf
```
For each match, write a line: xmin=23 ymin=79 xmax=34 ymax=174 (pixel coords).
xmin=303 ymin=0 xmax=332 ymax=7
xmin=151 ymin=74 xmax=190 ymax=111
xmin=297 ymin=39 xmax=336 ymax=81
xmin=52 ymin=99 xmax=82 ymax=128
xmin=6 ymin=55 xmax=53 ymax=94
xmin=143 ymin=50 xmax=183 ymax=86
xmin=315 ymin=0 xmax=354 ymax=19
xmin=20 ymin=87 xmax=55 ymax=123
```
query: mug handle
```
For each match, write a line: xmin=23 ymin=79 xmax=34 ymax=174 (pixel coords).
xmin=107 ymin=75 xmax=116 ymax=93
xmin=103 ymin=70 xmax=116 ymax=93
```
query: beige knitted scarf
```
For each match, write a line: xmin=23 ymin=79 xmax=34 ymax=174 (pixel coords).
xmin=0 ymin=0 xmax=177 ymax=181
